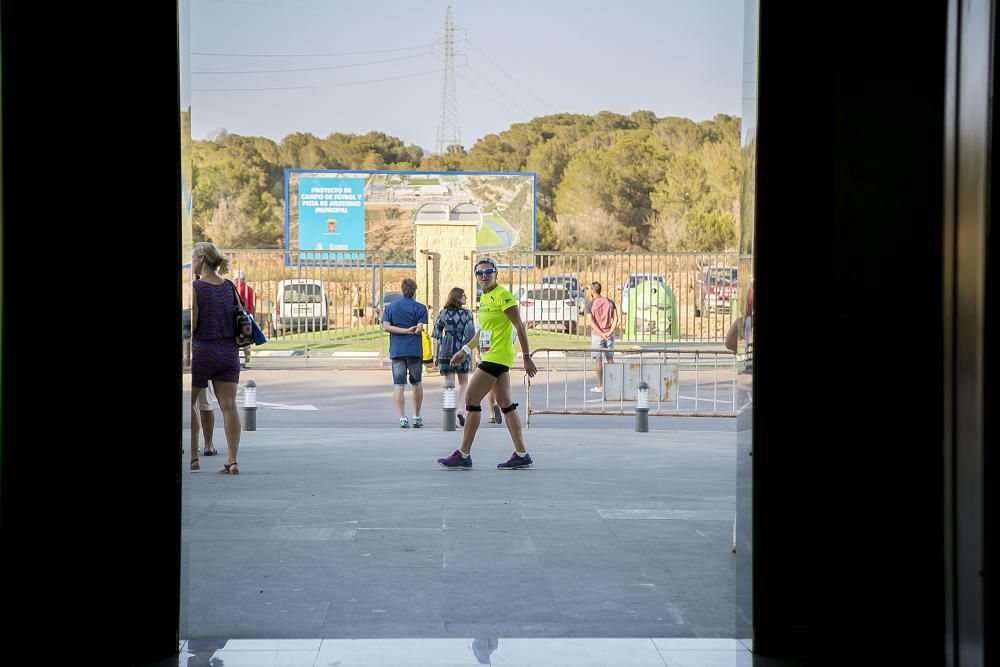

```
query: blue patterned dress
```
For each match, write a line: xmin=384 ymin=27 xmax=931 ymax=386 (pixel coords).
xmin=432 ymin=307 xmax=475 ymax=373
xmin=191 ymin=279 xmax=241 ymax=388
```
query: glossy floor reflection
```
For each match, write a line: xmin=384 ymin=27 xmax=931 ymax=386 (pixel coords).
xmin=179 ymin=637 xmax=753 ymax=666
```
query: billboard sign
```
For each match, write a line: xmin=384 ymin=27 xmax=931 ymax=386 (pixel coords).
xmin=285 ymin=169 xmax=536 ymax=266
xmin=297 ymin=177 xmax=365 ymax=257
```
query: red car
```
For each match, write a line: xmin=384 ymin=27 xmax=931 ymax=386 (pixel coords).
xmin=695 ymin=266 xmax=738 ymax=317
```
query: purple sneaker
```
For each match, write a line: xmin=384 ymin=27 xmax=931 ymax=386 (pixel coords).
xmin=437 ymin=449 xmax=472 ymax=470
xmin=497 ymin=452 xmax=533 ymax=469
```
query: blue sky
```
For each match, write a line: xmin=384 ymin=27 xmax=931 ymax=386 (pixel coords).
xmin=187 ymin=0 xmax=745 ymax=152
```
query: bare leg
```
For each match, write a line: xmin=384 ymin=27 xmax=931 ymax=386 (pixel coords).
xmin=593 ymin=356 xmax=604 ymax=388
xmin=412 ymin=382 xmax=423 ymax=416
xmin=212 ymin=380 xmax=241 ymax=473
xmin=201 ymin=409 xmax=216 ymax=454
xmin=456 ymin=372 xmax=469 ymax=418
xmin=458 ymin=369 xmax=498 ymax=455
xmin=190 ymin=388 xmax=203 ymax=469
xmin=393 ymin=385 xmax=406 ymax=418
xmin=492 ymin=372 xmax=527 ymax=454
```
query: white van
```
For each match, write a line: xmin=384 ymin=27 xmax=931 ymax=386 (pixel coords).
xmin=270 ymin=279 xmax=329 ymax=335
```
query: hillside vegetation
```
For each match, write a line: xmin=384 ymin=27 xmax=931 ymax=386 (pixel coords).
xmin=191 ymin=111 xmax=741 ymax=253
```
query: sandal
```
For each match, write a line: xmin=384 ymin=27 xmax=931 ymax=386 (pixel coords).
xmin=190 ymin=457 xmax=200 ymax=471
xmin=203 ymin=446 xmax=218 ymax=456
xmin=220 ymin=461 xmax=240 ymax=475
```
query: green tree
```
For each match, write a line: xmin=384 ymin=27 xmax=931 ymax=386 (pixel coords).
xmin=420 ymin=144 xmax=467 ymax=171
xmin=203 ymin=196 xmax=250 ymax=247
xmin=464 ymin=134 xmax=518 ymax=172
xmin=535 ymin=209 xmax=558 ymax=250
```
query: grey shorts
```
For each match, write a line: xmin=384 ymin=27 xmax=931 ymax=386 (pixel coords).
xmin=591 ymin=334 xmax=614 ymax=360
xmin=391 ymin=356 xmax=423 ymax=385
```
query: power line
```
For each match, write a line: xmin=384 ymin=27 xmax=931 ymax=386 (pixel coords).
xmin=192 ymin=67 xmax=452 ymax=92
xmin=192 ymin=43 xmax=435 ymax=58
xmin=455 ymin=69 xmax=528 ymax=120
xmin=192 ymin=50 xmax=433 ymax=74
xmin=463 ymin=64 xmax=535 ymax=118
xmin=429 ymin=48 xmax=533 ymax=120
xmin=464 ymin=39 xmax=556 ymax=113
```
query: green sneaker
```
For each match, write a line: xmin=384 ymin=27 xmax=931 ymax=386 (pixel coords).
xmin=399 ymin=418 xmax=410 ymax=428
xmin=412 ymin=416 xmax=424 ymax=428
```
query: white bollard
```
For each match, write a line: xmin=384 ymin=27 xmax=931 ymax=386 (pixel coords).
xmin=243 ymin=380 xmax=257 ymax=431
xmin=635 ymin=381 xmax=649 ymax=433
xmin=442 ymin=380 xmax=456 ymax=431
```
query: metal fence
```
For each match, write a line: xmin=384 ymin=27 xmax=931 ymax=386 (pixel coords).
xmin=525 ymin=347 xmax=738 ymax=425
xmin=185 ymin=250 xmax=744 ymax=367
xmin=474 ymin=251 xmax=741 ymax=344
xmin=183 ymin=250 xmax=392 ymax=367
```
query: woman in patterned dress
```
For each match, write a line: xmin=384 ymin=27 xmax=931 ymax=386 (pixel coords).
xmin=432 ymin=287 xmax=476 ymax=425
xmin=189 ymin=242 xmax=242 ymax=474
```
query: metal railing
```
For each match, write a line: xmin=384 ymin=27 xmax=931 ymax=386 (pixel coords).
xmin=525 ymin=347 xmax=738 ymax=426
xmin=184 ymin=250 xmax=746 ymax=368
xmin=185 ymin=250 xmax=390 ymax=367
xmin=474 ymin=251 xmax=741 ymax=344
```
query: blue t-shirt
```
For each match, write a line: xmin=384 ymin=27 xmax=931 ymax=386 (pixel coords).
xmin=382 ymin=296 xmax=428 ymax=359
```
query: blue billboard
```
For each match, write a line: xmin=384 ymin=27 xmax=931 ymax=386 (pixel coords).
xmin=297 ymin=177 xmax=365 ymax=258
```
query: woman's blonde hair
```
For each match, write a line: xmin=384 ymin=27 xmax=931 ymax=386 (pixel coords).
xmin=194 ymin=241 xmax=230 ymax=274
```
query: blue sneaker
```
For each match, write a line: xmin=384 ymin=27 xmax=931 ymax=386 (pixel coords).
xmin=412 ymin=416 xmax=424 ymax=428
xmin=399 ymin=418 xmax=410 ymax=428
xmin=437 ymin=449 xmax=472 ymax=470
xmin=497 ymin=452 xmax=533 ymax=469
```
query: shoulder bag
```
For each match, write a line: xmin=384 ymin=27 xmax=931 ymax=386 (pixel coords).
xmin=231 ymin=281 xmax=266 ymax=347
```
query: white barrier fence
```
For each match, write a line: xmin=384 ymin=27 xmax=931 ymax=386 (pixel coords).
xmin=524 ymin=347 xmax=737 ymax=426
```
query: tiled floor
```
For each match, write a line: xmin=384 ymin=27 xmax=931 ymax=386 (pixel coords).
xmin=179 ymin=637 xmax=753 ymax=666
xmin=181 ymin=427 xmax=740 ymax=640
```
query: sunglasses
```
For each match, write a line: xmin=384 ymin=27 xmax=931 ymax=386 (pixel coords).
xmin=474 ymin=268 xmax=497 ymax=277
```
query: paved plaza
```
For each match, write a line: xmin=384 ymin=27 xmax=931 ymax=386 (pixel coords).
xmin=181 ymin=370 xmax=738 ymax=641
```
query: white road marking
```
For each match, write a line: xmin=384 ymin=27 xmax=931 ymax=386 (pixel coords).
xmin=254 ymin=400 xmax=318 ymax=411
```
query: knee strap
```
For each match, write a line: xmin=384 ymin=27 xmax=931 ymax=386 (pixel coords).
xmin=466 ymin=404 xmax=483 ymax=412
xmin=501 ymin=403 xmax=519 ymax=414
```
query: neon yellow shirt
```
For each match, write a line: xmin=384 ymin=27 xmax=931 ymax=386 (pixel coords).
xmin=477 ymin=285 xmax=517 ymax=367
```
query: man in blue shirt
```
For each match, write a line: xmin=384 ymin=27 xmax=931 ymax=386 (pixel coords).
xmin=381 ymin=278 xmax=429 ymax=428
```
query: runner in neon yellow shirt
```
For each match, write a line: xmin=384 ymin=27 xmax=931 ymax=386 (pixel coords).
xmin=436 ymin=257 xmax=538 ymax=470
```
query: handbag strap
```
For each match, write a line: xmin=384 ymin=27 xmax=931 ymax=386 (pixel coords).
xmin=229 ymin=280 xmax=248 ymax=312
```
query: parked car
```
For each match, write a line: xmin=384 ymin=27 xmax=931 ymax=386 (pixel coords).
xmin=374 ymin=291 xmax=403 ymax=321
xmin=269 ymin=279 xmax=329 ymax=336
xmin=515 ymin=283 xmax=579 ymax=334
xmin=620 ymin=273 xmax=666 ymax=314
xmin=623 ymin=279 xmax=677 ymax=339
xmin=541 ymin=275 xmax=584 ymax=314
xmin=695 ymin=266 xmax=738 ymax=316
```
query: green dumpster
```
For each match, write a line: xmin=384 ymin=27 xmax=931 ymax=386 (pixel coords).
xmin=624 ymin=280 xmax=678 ymax=342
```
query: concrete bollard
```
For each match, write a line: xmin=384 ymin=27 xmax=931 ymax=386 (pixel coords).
xmin=442 ymin=380 xmax=456 ymax=431
xmin=635 ymin=381 xmax=649 ymax=433
xmin=243 ymin=379 xmax=257 ymax=431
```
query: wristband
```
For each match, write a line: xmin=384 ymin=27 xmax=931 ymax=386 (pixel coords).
xmin=462 ymin=344 xmax=472 ymax=355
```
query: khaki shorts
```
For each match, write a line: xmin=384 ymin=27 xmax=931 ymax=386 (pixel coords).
xmin=195 ymin=383 xmax=215 ymax=411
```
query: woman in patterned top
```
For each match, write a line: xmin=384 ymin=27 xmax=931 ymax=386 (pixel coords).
xmin=432 ymin=287 xmax=476 ymax=425
xmin=436 ymin=258 xmax=538 ymax=470
xmin=190 ymin=242 xmax=243 ymax=475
